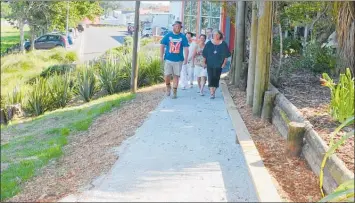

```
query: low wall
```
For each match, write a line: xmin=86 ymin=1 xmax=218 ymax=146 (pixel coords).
xmin=269 ymin=85 xmax=354 ymax=194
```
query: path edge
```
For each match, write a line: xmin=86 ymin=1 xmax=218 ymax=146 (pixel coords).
xmin=220 ymin=80 xmax=282 ymax=202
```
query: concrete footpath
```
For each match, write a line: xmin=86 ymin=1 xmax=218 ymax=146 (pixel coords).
xmin=60 ymin=85 xmax=262 ymax=202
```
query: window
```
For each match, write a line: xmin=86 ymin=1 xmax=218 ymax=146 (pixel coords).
xmin=183 ymin=1 xmax=198 ymax=33
xmin=48 ymin=35 xmax=60 ymax=41
xmin=37 ymin=35 xmax=48 ymax=42
xmin=200 ymin=1 xmax=221 ymax=33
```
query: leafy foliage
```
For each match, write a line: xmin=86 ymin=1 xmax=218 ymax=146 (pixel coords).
xmin=318 ymin=116 xmax=354 ymax=200
xmin=296 ymin=41 xmax=336 ymax=73
xmin=320 ymin=68 xmax=354 ymax=122
xmin=273 ymin=36 xmax=302 ymax=56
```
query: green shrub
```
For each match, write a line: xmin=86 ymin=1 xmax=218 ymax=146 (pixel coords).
xmin=273 ymin=37 xmax=302 ymax=56
xmin=297 ymin=41 xmax=337 ymax=74
xmin=141 ymin=38 xmax=154 ymax=47
xmin=65 ymin=51 xmax=78 ymax=62
xmin=48 ymin=72 xmax=73 ymax=108
xmin=27 ymin=78 xmax=51 ymax=116
xmin=124 ymin=36 xmax=133 ymax=47
xmin=40 ymin=64 xmax=73 ymax=78
xmin=6 ymin=86 xmax=23 ymax=105
xmin=320 ymin=68 xmax=354 ymax=122
xmin=75 ymin=66 xmax=99 ymax=102
xmin=138 ymin=54 xmax=163 ymax=87
xmin=98 ymin=55 xmax=122 ymax=94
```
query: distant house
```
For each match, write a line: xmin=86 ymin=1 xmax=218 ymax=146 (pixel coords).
xmin=180 ymin=1 xmax=236 ymax=51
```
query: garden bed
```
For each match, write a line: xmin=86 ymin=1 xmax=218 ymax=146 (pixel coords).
xmin=277 ymin=68 xmax=354 ymax=172
xmin=224 ymin=76 xmax=322 ymax=202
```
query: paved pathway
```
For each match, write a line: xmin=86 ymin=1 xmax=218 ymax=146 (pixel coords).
xmin=60 ymin=85 xmax=258 ymax=202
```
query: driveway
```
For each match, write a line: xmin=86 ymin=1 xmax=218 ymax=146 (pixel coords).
xmin=81 ymin=26 xmax=127 ymax=62
xmin=60 ymin=86 xmax=258 ymax=202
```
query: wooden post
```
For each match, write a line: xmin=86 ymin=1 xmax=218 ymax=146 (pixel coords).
xmin=252 ymin=1 xmax=273 ymax=117
xmin=246 ymin=1 xmax=258 ymax=106
xmin=287 ymin=122 xmax=306 ymax=157
xmin=234 ymin=1 xmax=245 ymax=87
xmin=261 ymin=90 xmax=277 ymax=122
xmin=131 ymin=1 xmax=140 ymax=93
xmin=231 ymin=2 xmax=238 ymax=85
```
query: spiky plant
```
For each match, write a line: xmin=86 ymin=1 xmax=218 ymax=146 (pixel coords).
xmin=75 ymin=65 xmax=99 ymax=102
xmin=48 ymin=72 xmax=73 ymax=108
xmin=27 ymin=78 xmax=51 ymax=116
xmin=98 ymin=54 xmax=122 ymax=95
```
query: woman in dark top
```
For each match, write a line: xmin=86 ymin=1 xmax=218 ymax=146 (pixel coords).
xmin=202 ymin=30 xmax=231 ymax=99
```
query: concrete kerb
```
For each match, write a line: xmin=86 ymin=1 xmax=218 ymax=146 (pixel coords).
xmin=220 ymin=80 xmax=282 ymax=202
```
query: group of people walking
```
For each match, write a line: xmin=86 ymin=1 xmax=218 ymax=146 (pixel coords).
xmin=160 ymin=21 xmax=231 ymax=99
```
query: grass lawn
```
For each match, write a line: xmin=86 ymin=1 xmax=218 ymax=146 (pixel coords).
xmin=1 ymin=19 xmax=30 ymax=54
xmin=0 ymin=92 xmax=135 ymax=201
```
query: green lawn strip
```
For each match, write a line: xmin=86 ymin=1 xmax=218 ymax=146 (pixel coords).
xmin=1 ymin=24 xmax=30 ymax=54
xmin=0 ymin=92 xmax=135 ymax=201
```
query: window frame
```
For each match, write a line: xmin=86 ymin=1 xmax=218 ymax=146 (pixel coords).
xmin=199 ymin=1 xmax=221 ymax=34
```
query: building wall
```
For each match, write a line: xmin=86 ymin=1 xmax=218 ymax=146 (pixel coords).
xmin=169 ymin=1 xmax=183 ymax=22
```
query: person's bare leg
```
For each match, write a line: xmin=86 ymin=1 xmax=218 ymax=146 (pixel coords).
xmin=197 ymin=77 xmax=201 ymax=92
xmin=200 ymin=76 xmax=206 ymax=96
xmin=172 ymin=75 xmax=179 ymax=99
xmin=164 ymin=75 xmax=171 ymax=96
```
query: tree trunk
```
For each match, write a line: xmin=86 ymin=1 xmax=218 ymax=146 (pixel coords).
xmin=293 ymin=26 xmax=298 ymax=39
xmin=261 ymin=90 xmax=277 ymax=122
xmin=246 ymin=1 xmax=258 ymax=106
xmin=240 ymin=62 xmax=248 ymax=91
xmin=30 ymin=28 xmax=36 ymax=51
xmin=287 ymin=122 xmax=306 ymax=157
xmin=231 ymin=2 xmax=239 ymax=85
xmin=19 ymin=20 xmax=25 ymax=53
xmin=234 ymin=1 xmax=246 ymax=88
xmin=252 ymin=1 xmax=273 ymax=116
xmin=273 ymin=23 xmax=283 ymax=86
xmin=284 ymin=30 xmax=288 ymax=38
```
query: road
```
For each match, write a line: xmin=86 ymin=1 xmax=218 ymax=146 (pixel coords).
xmin=80 ymin=26 xmax=128 ymax=62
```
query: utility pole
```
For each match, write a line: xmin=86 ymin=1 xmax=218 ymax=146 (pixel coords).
xmin=66 ymin=0 xmax=69 ymax=48
xmin=131 ymin=1 xmax=140 ymax=93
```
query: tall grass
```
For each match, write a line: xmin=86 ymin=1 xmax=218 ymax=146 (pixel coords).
xmin=6 ymin=86 xmax=23 ymax=105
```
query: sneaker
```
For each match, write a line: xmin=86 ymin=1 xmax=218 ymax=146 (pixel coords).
xmin=172 ymin=88 xmax=177 ymax=99
xmin=200 ymin=91 xmax=204 ymax=96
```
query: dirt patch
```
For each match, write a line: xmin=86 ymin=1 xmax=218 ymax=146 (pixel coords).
xmin=225 ymin=77 xmax=322 ymax=202
xmin=6 ymin=84 xmax=165 ymax=202
xmin=277 ymin=68 xmax=354 ymax=172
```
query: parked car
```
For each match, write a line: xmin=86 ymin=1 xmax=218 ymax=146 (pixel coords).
xmin=142 ymin=27 xmax=152 ymax=37
xmin=24 ymin=34 xmax=67 ymax=51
